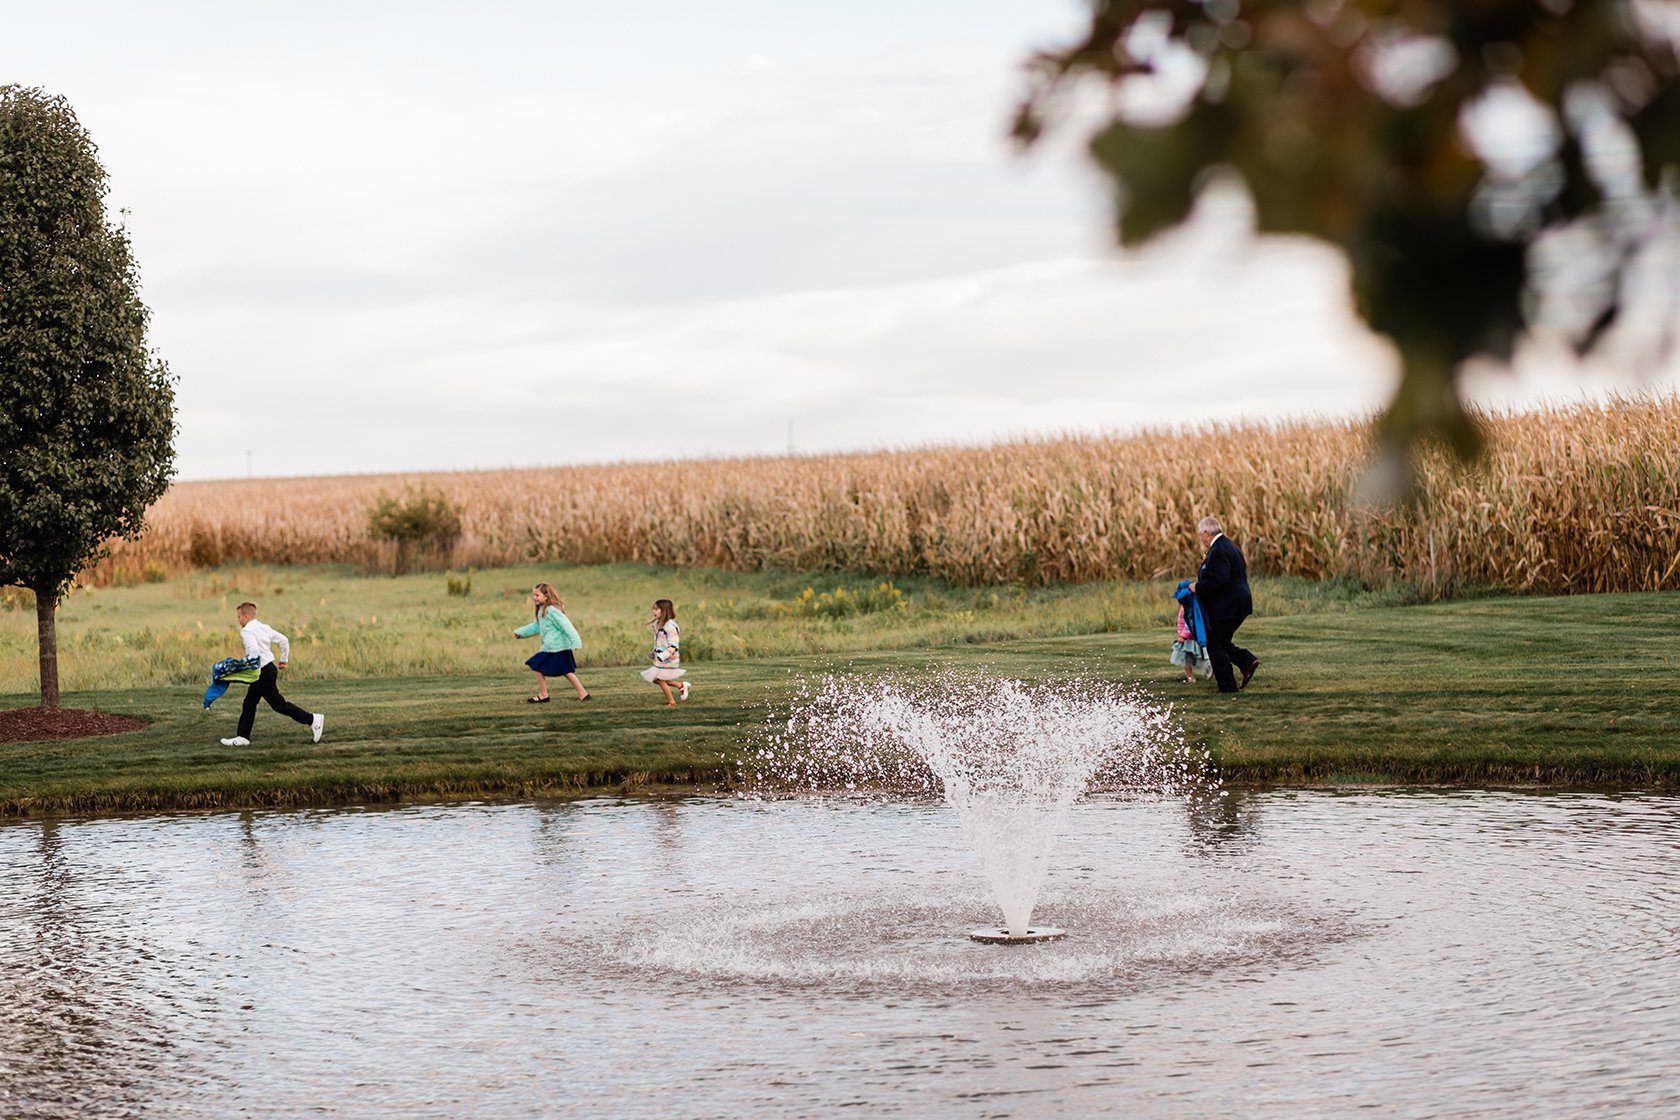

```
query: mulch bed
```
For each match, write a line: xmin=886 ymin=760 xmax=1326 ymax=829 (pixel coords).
xmin=0 ymin=706 xmax=149 ymax=743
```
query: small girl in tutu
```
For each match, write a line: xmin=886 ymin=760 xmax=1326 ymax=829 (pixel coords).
xmin=640 ymin=598 xmax=689 ymax=706
xmin=512 ymin=582 xmax=590 ymax=702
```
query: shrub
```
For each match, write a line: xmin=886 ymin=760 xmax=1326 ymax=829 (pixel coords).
xmin=367 ymin=486 xmax=463 ymax=575
xmin=777 ymin=581 xmax=907 ymax=620
xmin=188 ymin=523 xmax=222 ymax=568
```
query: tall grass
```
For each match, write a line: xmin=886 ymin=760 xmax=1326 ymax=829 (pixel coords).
xmin=93 ymin=398 xmax=1680 ymax=596
xmin=0 ymin=563 xmax=1412 ymax=693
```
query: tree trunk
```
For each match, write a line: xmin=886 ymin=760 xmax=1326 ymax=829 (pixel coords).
xmin=35 ymin=585 xmax=60 ymax=710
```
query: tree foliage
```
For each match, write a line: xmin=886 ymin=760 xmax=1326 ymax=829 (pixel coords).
xmin=1017 ymin=1 xmax=1680 ymax=464
xmin=0 ymin=85 xmax=177 ymax=708
xmin=367 ymin=486 xmax=463 ymax=574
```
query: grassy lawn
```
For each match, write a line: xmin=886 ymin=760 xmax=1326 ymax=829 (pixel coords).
xmin=3 ymin=566 xmax=1678 ymax=815
xmin=0 ymin=561 xmax=1428 ymax=689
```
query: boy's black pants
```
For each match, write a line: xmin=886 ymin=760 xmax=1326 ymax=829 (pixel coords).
xmin=238 ymin=663 xmax=312 ymax=738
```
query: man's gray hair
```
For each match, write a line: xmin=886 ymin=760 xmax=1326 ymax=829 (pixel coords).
xmin=1197 ymin=516 xmax=1222 ymax=535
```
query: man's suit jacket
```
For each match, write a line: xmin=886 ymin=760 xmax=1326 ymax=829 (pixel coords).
xmin=1197 ymin=534 xmax=1253 ymax=624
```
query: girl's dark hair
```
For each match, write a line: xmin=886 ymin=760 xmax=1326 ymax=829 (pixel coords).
xmin=652 ymin=599 xmax=676 ymax=627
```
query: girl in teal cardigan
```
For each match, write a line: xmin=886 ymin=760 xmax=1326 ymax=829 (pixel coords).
xmin=511 ymin=582 xmax=590 ymax=702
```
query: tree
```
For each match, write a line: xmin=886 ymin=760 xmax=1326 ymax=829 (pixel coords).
xmin=1016 ymin=1 xmax=1680 ymax=477
xmin=0 ymin=86 xmax=176 ymax=710
xmin=367 ymin=486 xmax=463 ymax=575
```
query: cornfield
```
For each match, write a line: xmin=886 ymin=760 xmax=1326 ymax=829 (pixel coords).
xmin=94 ymin=397 xmax=1680 ymax=596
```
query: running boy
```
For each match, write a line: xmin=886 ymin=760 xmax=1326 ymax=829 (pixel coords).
xmin=220 ymin=601 xmax=324 ymax=747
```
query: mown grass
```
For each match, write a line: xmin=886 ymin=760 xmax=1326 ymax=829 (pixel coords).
xmin=3 ymin=572 xmax=1677 ymax=816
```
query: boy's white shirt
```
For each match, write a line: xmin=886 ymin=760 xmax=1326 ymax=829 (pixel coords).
xmin=240 ymin=618 xmax=290 ymax=667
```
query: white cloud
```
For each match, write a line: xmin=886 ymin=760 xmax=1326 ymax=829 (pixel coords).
xmin=9 ymin=0 xmax=1661 ymax=482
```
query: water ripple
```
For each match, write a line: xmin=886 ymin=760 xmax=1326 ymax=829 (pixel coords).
xmin=1 ymin=791 xmax=1677 ymax=1118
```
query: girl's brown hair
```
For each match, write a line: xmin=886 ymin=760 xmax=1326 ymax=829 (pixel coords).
xmin=652 ymin=598 xmax=676 ymax=628
xmin=533 ymin=582 xmax=565 ymax=618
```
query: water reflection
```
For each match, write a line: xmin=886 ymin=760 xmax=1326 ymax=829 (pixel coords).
xmin=0 ymin=792 xmax=1676 ymax=1118
xmin=238 ymin=809 xmax=263 ymax=871
xmin=1182 ymin=787 xmax=1264 ymax=853
xmin=1 ymin=819 xmax=214 ymax=1117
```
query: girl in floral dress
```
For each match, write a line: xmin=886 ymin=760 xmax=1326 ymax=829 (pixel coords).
xmin=639 ymin=598 xmax=689 ymax=706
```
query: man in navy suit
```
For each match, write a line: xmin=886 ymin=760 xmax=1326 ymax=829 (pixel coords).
xmin=1188 ymin=515 xmax=1259 ymax=694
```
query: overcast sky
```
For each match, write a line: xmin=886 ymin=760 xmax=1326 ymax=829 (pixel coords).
xmin=8 ymin=1 xmax=1675 ymax=480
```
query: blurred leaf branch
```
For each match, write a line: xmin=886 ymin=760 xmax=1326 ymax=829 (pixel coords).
xmin=1016 ymin=0 xmax=1680 ymax=489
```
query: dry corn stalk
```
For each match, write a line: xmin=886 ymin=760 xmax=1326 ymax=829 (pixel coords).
xmin=93 ymin=398 xmax=1680 ymax=596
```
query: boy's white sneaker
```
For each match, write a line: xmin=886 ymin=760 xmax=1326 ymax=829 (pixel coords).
xmin=220 ymin=736 xmax=251 ymax=747
xmin=311 ymin=714 xmax=325 ymax=743
xmin=678 ymin=681 xmax=691 ymax=701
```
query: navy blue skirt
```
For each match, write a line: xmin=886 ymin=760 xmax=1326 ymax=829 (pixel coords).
xmin=525 ymin=649 xmax=577 ymax=676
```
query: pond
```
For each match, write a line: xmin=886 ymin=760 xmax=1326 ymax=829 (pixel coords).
xmin=2 ymin=790 xmax=1676 ymax=1117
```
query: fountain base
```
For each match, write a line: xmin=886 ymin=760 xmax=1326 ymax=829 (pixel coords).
xmin=968 ymin=927 xmax=1066 ymax=944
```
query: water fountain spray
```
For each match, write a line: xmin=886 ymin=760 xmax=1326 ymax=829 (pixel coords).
xmin=750 ymin=672 xmax=1209 ymax=943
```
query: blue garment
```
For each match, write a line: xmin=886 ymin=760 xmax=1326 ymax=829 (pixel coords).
xmin=513 ymin=608 xmax=582 ymax=652
xmin=203 ymin=656 xmax=263 ymax=709
xmin=526 ymin=648 xmax=578 ymax=676
xmin=1172 ymin=580 xmax=1209 ymax=647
